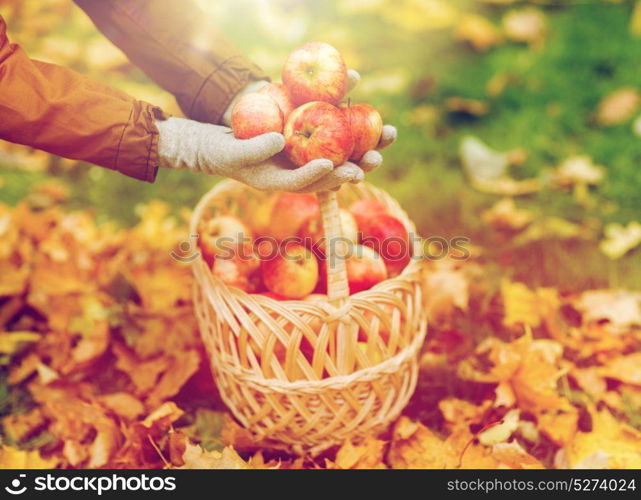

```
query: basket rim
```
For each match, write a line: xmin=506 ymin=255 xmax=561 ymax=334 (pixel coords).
xmin=189 ymin=179 xmax=425 ymax=305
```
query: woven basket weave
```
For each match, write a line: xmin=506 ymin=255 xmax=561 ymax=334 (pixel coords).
xmin=190 ymin=180 xmax=427 ymax=454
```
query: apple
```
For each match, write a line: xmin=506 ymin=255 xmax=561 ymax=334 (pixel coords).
xmin=267 ymin=192 xmax=320 ymax=240
xmin=258 ymin=82 xmax=294 ymax=120
xmin=345 ymin=245 xmax=388 ymax=293
xmin=282 ymin=42 xmax=348 ymax=106
xmin=360 ymin=214 xmax=411 ymax=276
xmin=211 ymin=256 xmax=258 ymax=292
xmin=261 ymin=243 xmax=319 ymax=299
xmin=341 ymin=102 xmax=383 ymax=161
xmin=248 ymin=194 xmax=278 ymax=236
xmin=349 ymin=199 xmax=389 ymax=229
xmin=231 ymin=93 xmax=283 ymax=139
xmin=298 ymin=208 xmax=358 ymax=257
xmin=284 ymin=102 xmax=354 ymax=167
xmin=199 ymin=215 xmax=253 ymax=267
xmin=318 ymin=244 xmax=387 ymax=294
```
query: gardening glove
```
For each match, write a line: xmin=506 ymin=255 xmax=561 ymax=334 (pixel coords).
xmin=156 ymin=116 xmax=336 ymax=192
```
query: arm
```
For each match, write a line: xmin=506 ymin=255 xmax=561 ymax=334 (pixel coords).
xmin=0 ymin=15 xmax=162 ymax=182
xmin=73 ymin=0 xmax=267 ymax=125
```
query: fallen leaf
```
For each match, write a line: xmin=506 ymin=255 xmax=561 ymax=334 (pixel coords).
xmin=565 ymin=407 xmax=641 ymax=468
xmin=502 ymin=8 xmax=547 ymax=44
xmin=599 ymin=353 xmax=641 ymax=385
xmin=576 ymin=290 xmax=641 ymax=334
xmin=387 ymin=417 xmax=451 ymax=469
xmin=0 ymin=446 xmax=58 ymax=469
xmin=553 ymin=156 xmax=605 ymax=187
xmin=332 ymin=438 xmax=387 ymax=469
xmin=460 ymin=136 xmax=541 ymax=195
xmin=600 ymin=222 xmax=641 ymax=260
xmin=492 ymin=441 xmax=544 ymax=469
xmin=501 ymin=280 xmax=559 ymax=329
xmin=478 ymin=410 xmax=520 ymax=445
xmin=455 ymin=14 xmax=504 ymax=51
xmin=596 ymin=87 xmax=641 ymax=126
xmin=482 ymin=198 xmax=533 ymax=231
xmin=445 ymin=97 xmax=488 ymax=116
xmin=180 ymin=442 xmax=249 ymax=469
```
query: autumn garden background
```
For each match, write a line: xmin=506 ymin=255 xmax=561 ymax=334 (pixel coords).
xmin=1 ymin=0 xmax=641 ymax=469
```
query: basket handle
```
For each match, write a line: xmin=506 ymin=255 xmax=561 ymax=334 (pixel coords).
xmin=316 ymin=190 xmax=349 ymax=304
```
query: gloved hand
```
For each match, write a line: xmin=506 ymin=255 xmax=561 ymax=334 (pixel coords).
xmin=157 ymin=70 xmax=396 ymax=193
xmin=220 ymin=70 xmax=397 ymax=193
xmin=156 ymin=117 xmax=339 ymax=191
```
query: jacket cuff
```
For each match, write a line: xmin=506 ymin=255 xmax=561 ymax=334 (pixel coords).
xmin=188 ymin=55 xmax=268 ymax=125
xmin=115 ymin=101 xmax=167 ymax=183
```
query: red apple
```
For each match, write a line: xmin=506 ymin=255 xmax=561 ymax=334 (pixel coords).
xmin=349 ymin=199 xmax=389 ymax=229
xmin=267 ymin=192 xmax=320 ymax=241
xmin=298 ymin=208 xmax=358 ymax=257
xmin=284 ymin=102 xmax=354 ymax=167
xmin=199 ymin=215 xmax=253 ymax=267
xmin=360 ymin=214 xmax=411 ymax=276
xmin=258 ymin=82 xmax=294 ymax=120
xmin=318 ymin=244 xmax=387 ymax=294
xmin=231 ymin=93 xmax=283 ymax=139
xmin=282 ymin=42 xmax=348 ymax=106
xmin=346 ymin=245 xmax=388 ymax=293
xmin=341 ymin=102 xmax=383 ymax=161
xmin=211 ymin=256 xmax=259 ymax=292
xmin=261 ymin=243 xmax=319 ymax=299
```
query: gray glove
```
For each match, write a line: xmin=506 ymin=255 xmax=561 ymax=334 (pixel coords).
xmin=156 ymin=117 xmax=338 ymax=191
xmin=157 ymin=70 xmax=396 ymax=193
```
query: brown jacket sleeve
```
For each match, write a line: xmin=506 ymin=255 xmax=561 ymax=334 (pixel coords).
xmin=73 ymin=0 xmax=268 ymax=125
xmin=0 ymin=15 xmax=163 ymax=182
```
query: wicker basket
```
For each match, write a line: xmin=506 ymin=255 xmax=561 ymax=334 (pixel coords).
xmin=190 ymin=180 xmax=427 ymax=454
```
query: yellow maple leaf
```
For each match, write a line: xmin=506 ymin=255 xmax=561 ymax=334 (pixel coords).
xmin=180 ymin=443 xmax=249 ymax=469
xmin=0 ymin=331 xmax=40 ymax=355
xmin=333 ymin=438 xmax=387 ymax=469
xmin=565 ymin=407 xmax=641 ymax=469
xmin=502 ymin=280 xmax=559 ymax=329
xmin=388 ymin=417 xmax=451 ymax=469
xmin=0 ymin=446 xmax=58 ymax=469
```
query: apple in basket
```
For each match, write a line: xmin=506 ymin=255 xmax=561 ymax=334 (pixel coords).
xmin=360 ymin=214 xmax=411 ymax=277
xmin=349 ymin=199 xmax=390 ymax=228
xmin=341 ymin=102 xmax=383 ymax=162
xmin=283 ymin=101 xmax=354 ymax=167
xmin=211 ymin=256 xmax=260 ymax=292
xmin=231 ymin=93 xmax=283 ymax=139
xmin=266 ymin=192 xmax=320 ymax=240
xmin=261 ymin=243 xmax=319 ymax=299
xmin=298 ymin=208 xmax=358 ymax=257
xmin=282 ymin=42 xmax=348 ymax=106
xmin=199 ymin=215 xmax=252 ymax=267
xmin=258 ymin=82 xmax=295 ymax=120
xmin=318 ymin=244 xmax=387 ymax=294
